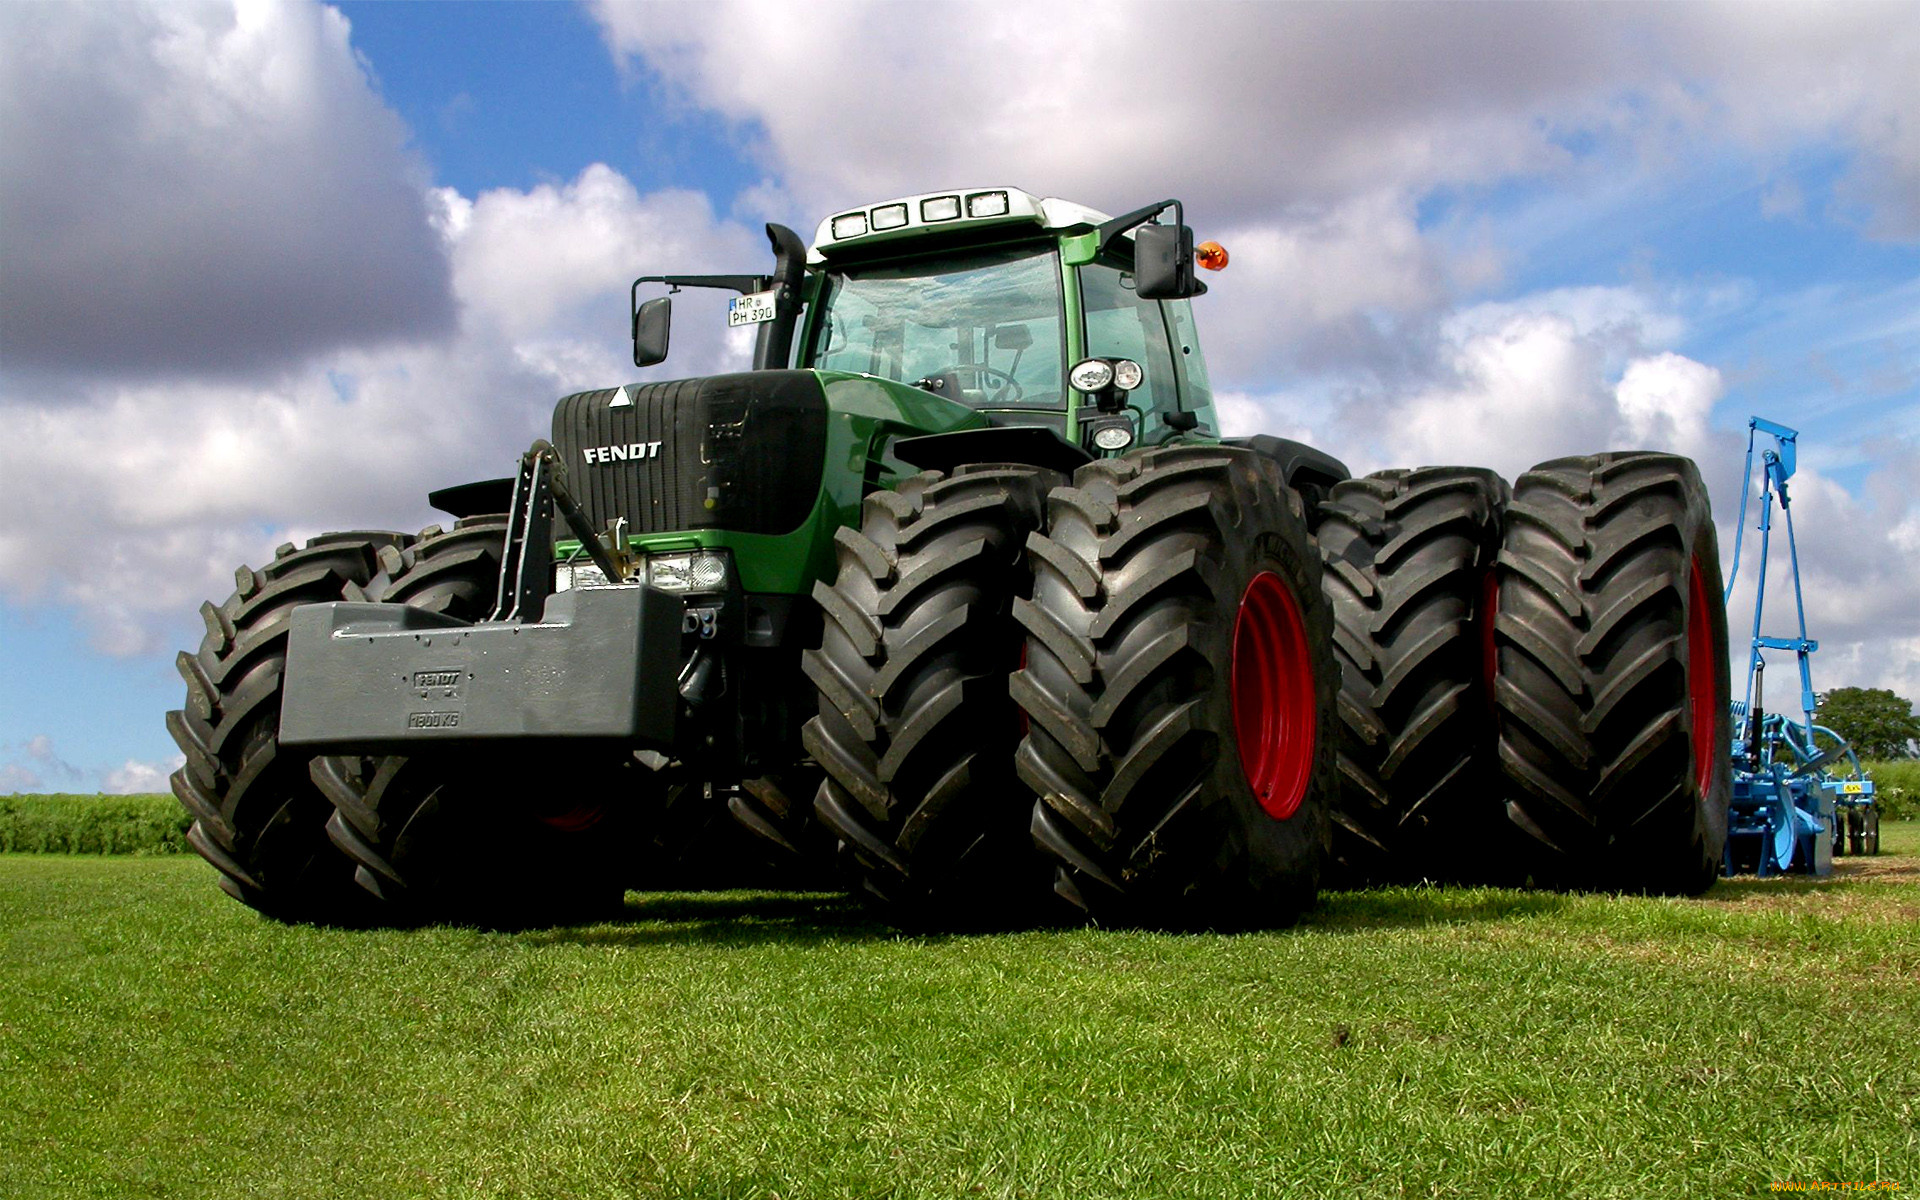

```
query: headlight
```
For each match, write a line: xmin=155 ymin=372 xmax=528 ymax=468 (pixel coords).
xmin=1092 ymin=423 xmax=1134 ymax=451
xmin=1069 ymin=358 xmax=1115 ymax=392
xmin=554 ymin=560 xmax=613 ymax=591
xmin=966 ymin=190 xmax=1010 ymax=218
xmin=830 ymin=212 xmax=868 ymax=240
xmin=646 ymin=550 xmax=732 ymax=593
xmin=870 ymin=203 xmax=909 ymax=231
xmin=1111 ymin=359 xmax=1144 ymax=391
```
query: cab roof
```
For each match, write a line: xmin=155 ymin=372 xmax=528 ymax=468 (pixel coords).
xmin=807 ymin=187 xmax=1112 ymax=264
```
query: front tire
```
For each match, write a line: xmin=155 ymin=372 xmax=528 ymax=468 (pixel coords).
xmin=801 ymin=465 xmax=1062 ymax=927
xmin=1492 ymin=452 xmax=1731 ymax=893
xmin=1013 ymin=446 xmax=1336 ymax=929
xmin=166 ymin=532 xmax=409 ymax=921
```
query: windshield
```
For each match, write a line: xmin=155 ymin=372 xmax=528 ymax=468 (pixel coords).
xmin=1079 ymin=261 xmax=1179 ymax=414
xmin=808 ymin=244 xmax=1065 ymax=408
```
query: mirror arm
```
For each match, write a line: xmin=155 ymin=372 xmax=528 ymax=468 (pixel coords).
xmin=631 ymin=273 xmax=768 ymax=295
xmin=628 ymin=274 xmax=770 ymax=337
xmin=1095 ymin=199 xmax=1181 ymax=255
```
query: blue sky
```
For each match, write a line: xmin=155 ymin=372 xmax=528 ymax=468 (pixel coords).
xmin=1 ymin=0 xmax=1916 ymax=792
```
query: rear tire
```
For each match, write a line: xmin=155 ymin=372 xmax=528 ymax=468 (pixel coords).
xmin=1013 ymin=446 xmax=1335 ymax=929
xmin=1317 ymin=467 xmax=1509 ymax=884
xmin=166 ymin=532 xmax=409 ymax=921
xmin=1492 ymin=452 xmax=1731 ymax=893
xmin=801 ymin=465 xmax=1062 ymax=927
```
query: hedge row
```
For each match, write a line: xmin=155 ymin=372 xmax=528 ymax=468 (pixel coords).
xmin=0 ymin=793 xmax=189 ymax=855
xmin=1 ymin=765 xmax=1910 ymax=858
xmin=1860 ymin=760 xmax=1919 ymax=822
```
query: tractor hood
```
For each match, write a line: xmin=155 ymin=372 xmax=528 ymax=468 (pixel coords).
xmin=551 ymin=369 xmax=831 ymax=539
xmin=550 ymin=369 xmax=992 ymax=543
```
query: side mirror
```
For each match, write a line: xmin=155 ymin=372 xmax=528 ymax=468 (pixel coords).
xmin=1133 ymin=222 xmax=1205 ymax=300
xmin=633 ymin=296 xmax=671 ymax=367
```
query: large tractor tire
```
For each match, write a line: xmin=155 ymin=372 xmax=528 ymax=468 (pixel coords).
xmin=313 ymin=516 xmax=630 ymax=925
xmin=1012 ymin=445 xmax=1336 ymax=929
xmin=802 ymin=465 xmax=1062 ymax=927
xmin=1492 ymin=452 xmax=1731 ymax=893
xmin=166 ymin=531 xmax=410 ymax=922
xmin=1317 ymin=467 xmax=1509 ymax=884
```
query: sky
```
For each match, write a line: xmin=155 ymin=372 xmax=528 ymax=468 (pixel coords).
xmin=0 ymin=0 xmax=1916 ymax=793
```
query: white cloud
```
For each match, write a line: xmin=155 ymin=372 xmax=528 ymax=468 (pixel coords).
xmin=590 ymin=1 xmax=1920 ymax=240
xmin=1193 ymin=192 xmax=1452 ymax=385
xmin=1217 ymin=283 xmax=1916 ymax=697
xmin=0 ymin=160 xmax=763 ymax=655
xmin=1225 ymin=284 xmax=1724 ymax=480
xmin=444 ymin=169 xmax=759 ymax=342
xmin=0 ymin=0 xmax=453 ymax=377
xmin=21 ymin=735 xmax=84 ymax=784
xmin=101 ymin=755 xmax=186 ymax=795
xmin=1614 ymin=352 xmax=1723 ymax=462
xmin=0 ymin=734 xmax=86 ymax=793
xmin=1720 ymin=443 xmax=1920 ymax=703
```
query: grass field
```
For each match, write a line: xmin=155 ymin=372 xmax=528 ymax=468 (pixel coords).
xmin=3 ymin=828 xmax=1915 ymax=1199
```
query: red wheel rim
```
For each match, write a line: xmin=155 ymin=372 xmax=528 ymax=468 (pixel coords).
xmin=1231 ymin=572 xmax=1316 ymax=819
xmin=1686 ymin=555 xmax=1718 ymax=797
xmin=538 ymin=804 xmax=607 ymax=834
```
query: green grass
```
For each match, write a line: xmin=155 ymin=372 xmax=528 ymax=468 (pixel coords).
xmin=0 ymin=793 xmax=186 ymax=854
xmin=3 ymin=832 xmax=1916 ymax=1199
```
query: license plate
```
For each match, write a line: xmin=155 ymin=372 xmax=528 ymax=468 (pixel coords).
xmin=728 ymin=290 xmax=778 ymax=327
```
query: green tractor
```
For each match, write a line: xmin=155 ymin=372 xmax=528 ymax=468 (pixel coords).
xmin=167 ymin=187 xmax=1731 ymax=929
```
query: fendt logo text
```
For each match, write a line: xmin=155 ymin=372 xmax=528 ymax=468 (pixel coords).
xmin=582 ymin=441 xmax=663 ymax=465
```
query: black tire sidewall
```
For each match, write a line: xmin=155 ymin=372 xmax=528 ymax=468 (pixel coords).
xmin=1019 ymin=447 xmax=1335 ymax=927
xmin=1215 ymin=509 xmax=1337 ymax=918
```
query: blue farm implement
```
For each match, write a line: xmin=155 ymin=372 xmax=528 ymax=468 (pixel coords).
xmin=1721 ymin=417 xmax=1880 ymax=877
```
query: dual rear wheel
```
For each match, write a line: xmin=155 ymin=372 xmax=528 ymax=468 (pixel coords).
xmin=807 ymin=448 xmax=1337 ymax=930
xmin=1317 ymin=452 xmax=1729 ymax=894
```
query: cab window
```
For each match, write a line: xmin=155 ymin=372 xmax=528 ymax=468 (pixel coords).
xmin=808 ymin=244 xmax=1065 ymax=408
xmin=1077 ymin=261 xmax=1178 ymax=414
xmin=1161 ymin=297 xmax=1215 ymax=420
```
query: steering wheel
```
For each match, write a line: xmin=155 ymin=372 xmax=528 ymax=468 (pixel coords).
xmin=932 ymin=363 xmax=1024 ymax=405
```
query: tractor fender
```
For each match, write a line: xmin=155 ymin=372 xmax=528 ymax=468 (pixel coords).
xmin=428 ymin=477 xmax=515 ymax=519
xmin=892 ymin=426 xmax=1093 ymax=477
xmin=1226 ymin=435 xmax=1351 ymax=496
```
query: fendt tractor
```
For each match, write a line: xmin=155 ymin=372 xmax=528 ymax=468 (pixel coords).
xmin=168 ymin=188 xmax=1732 ymax=930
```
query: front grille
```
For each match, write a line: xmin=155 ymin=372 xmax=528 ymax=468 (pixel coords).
xmin=551 ymin=371 xmax=828 ymax=538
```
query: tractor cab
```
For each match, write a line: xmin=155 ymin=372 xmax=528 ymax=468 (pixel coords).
xmin=634 ymin=187 xmax=1223 ymax=459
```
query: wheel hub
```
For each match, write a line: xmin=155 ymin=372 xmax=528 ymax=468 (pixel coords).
xmin=1231 ymin=571 xmax=1316 ymax=819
